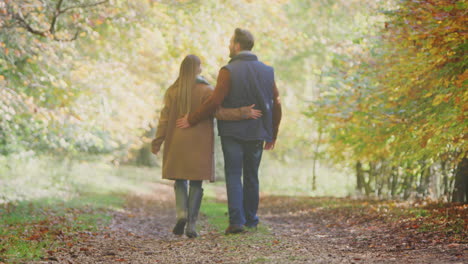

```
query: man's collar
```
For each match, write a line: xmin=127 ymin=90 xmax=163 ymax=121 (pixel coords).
xmin=229 ymin=51 xmax=258 ymax=63
xmin=237 ymin=50 xmax=254 ymax=56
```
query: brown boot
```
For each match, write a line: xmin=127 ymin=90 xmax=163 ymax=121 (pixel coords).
xmin=225 ymin=225 xmax=245 ymax=235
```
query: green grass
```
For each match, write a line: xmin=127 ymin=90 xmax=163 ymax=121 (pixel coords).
xmin=0 ymin=154 xmax=358 ymax=262
xmin=212 ymin=147 xmax=355 ymax=197
xmin=201 ymin=199 xmax=229 ymax=231
xmin=201 ymin=188 xmax=273 ymax=246
xmin=0 ymin=192 xmax=125 ymax=262
xmin=201 ymin=187 xmax=269 ymax=235
xmin=257 ymin=153 xmax=355 ymax=197
xmin=0 ymin=156 xmax=159 ymax=262
xmin=200 ymin=195 xmax=283 ymax=263
xmin=0 ymin=156 xmax=158 ymax=204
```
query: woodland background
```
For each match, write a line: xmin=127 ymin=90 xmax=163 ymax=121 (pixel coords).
xmin=0 ymin=0 xmax=467 ymax=262
xmin=1 ymin=0 xmax=466 ymax=201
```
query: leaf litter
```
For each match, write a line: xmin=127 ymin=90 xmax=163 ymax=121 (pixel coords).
xmin=13 ymin=184 xmax=466 ymax=264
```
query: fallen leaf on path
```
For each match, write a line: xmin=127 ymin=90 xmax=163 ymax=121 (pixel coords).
xmin=448 ymin=243 xmax=460 ymax=248
xmin=26 ymin=234 xmax=42 ymax=240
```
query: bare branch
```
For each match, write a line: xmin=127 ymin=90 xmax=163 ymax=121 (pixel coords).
xmin=13 ymin=12 xmax=47 ymax=37
xmin=5 ymin=0 xmax=109 ymax=41
xmin=50 ymin=0 xmax=65 ymax=34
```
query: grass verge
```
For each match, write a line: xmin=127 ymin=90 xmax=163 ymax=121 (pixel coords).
xmin=200 ymin=189 xmax=274 ymax=246
xmin=0 ymin=156 xmax=159 ymax=263
xmin=0 ymin=193 xmax=125 ymax=262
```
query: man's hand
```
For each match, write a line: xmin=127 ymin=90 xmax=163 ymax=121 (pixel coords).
xmin=264 ymin=140 xmax=276 ymax=150
xmin=176 ymin=114 xmax=191 ymax=129
xmin=246 ymin=104 xmax=262 ymax=119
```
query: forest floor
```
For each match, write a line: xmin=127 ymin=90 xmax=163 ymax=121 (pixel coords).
xmin=2 ymin=182 xmax=467 ymax=264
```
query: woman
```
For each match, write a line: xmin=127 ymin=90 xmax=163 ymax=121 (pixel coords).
xmin=151 ymin=55 xmax=261 ymax=238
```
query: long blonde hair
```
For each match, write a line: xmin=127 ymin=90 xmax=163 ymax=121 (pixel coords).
xmin=176 ymin=55 xmax=200 ymax=115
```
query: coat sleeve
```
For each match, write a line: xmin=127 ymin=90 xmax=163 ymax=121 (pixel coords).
xmin=200 ymin=85 xmax=251 ymax=121
xmin=272 ymin=81 xmax=282 ymax=140
xmin=215 ymin=106 xmax=251 ymax=120
xmin=151 ymin=90 xmax=171 ymax=154
xmin=188 ymin=69 xmax=231 ymax=125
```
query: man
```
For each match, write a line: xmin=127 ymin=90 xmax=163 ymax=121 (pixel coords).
xmin=177 ymin=28 xmax=282 ymax=234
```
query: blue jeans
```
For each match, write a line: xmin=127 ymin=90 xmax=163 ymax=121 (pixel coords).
xmin=221 ymin=136 xmax=263 ymax=227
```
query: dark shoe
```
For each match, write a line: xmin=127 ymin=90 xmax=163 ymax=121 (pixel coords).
xmin=185 ymin=187 xmax=203 ymax=238
xmin=172 ymin=218 xmax=186 ymax=235
xmin=225 ymin=225 xmax=245 ymax=235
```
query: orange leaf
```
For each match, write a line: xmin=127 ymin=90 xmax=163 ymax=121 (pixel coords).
xmin=26 ymin=234 xmax=42 ymax=241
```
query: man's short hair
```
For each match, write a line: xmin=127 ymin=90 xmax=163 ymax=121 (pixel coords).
xmin=234 ymin=28 xmax=254 ymax=51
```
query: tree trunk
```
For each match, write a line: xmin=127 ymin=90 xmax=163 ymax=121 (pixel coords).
xmin=376 ymin=161 xmax=387 ymax=198
xmin=356 ymin=161 xmax=364 ymax=193
xmin=367 ymin=162 xmax=376 ymax=196
xmin=452 ymin=157 xmax=468 ymax=203
xmin=441 ymin=160 xmax=449 ymax=196
xmin=311 ymin=128 xmax=322 ymax=191
xmin=417 ymin=160 xmax=429 ymax=196
xmin=403 ymin=163 xmax=413 ymax=199
xmin=390 ymin=166 xmax=398 ymax=198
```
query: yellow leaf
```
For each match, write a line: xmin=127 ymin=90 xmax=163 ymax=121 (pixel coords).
xmin=95 ymin=18 xmax=104 ymax=25
xmin=432 ymin=94 xmax=445 ymax=106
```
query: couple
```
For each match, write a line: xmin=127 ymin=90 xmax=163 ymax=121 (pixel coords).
xmin=151 ymin=28 xmax=282 ymax=238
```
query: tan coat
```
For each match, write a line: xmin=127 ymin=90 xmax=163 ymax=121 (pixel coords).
xmin=152 ymin=82 xmax=250 ymax=182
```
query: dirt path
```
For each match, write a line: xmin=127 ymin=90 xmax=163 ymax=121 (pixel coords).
xmin=47 ymin=183 xmax=466 ymax=264
xmin=260 ymin=196 xmax=466 ymax=264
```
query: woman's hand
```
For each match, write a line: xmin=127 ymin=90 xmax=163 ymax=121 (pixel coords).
xmin=176 ymin=114 xmax=191 ymax=129
xmin=151 ymin=140 xmax=160 ymax=155
xmin=246 ymin=104 xmax=262 ymax=119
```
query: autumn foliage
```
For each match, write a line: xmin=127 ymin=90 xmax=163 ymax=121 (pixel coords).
xmin=309 ymin=0 xmax=467 ymax=200
xmin=0 ymin=0 xmax=466 ymax=201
